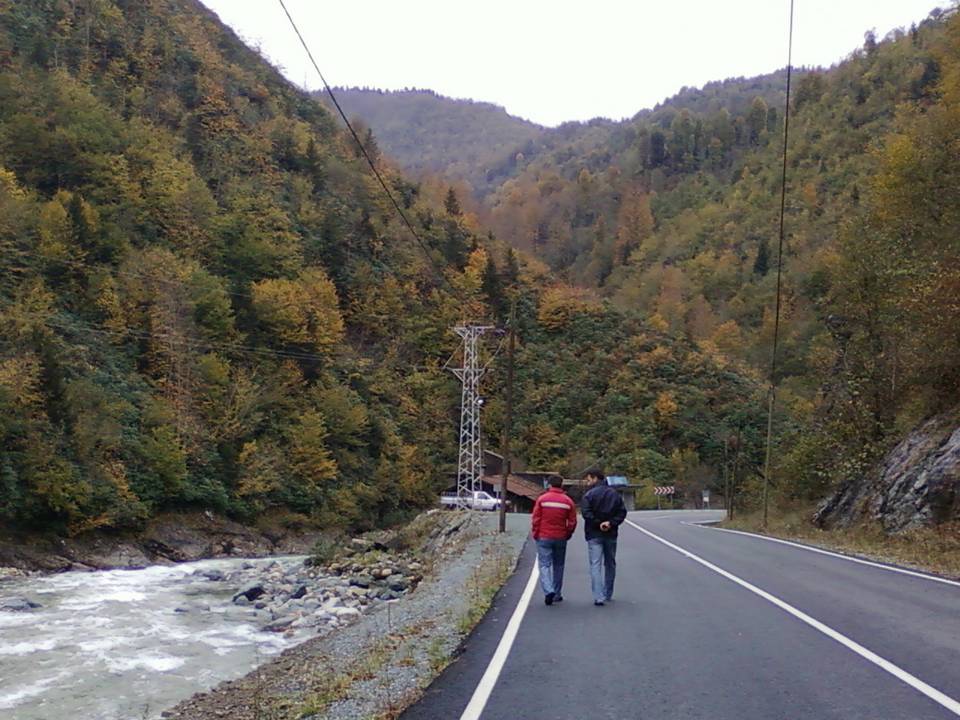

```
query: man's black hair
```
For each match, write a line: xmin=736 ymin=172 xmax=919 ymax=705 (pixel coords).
xmin=547 ymin=475 xmax=563 ymax=488
xmin=583 ymin=469 xmax=605 ymax=481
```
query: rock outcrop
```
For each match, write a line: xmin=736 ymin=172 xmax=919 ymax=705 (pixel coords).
xmin=0 ymin=512 xmax=324 ymax=573
xmin=816 ymin=409 xmax=960 ymax=532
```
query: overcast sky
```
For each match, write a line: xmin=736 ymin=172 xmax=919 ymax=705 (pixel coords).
xmin=200 ymin=1 xmax=945 ymax=127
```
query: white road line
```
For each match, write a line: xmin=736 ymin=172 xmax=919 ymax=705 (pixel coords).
xmin=686 ymin=522 xmax=960 ymax=589
xmin=459 ymin=561 xmax=539 ymax=720
xmin=626 ymin=519 xmax=960 ymax=717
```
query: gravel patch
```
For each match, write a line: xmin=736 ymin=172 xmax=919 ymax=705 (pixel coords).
xmin=163 ymin=511 xmax=529 ymax=720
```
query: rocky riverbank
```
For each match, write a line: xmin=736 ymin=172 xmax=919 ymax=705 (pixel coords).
xmin=0 ymin=512 xmax=325 ymax=574
xmin=201 ymin=541 xmax=426 ymax=638
xmin=163 ymin=510 xmax=530 ymax=720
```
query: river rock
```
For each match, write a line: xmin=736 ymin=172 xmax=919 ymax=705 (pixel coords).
xmin=264 ymin=616 xmax=295 ymax=632
xmin=349 ymin=574 xmax=372 ymax=588
xmin=233 ymin=583 xmax=266 ymax=602
xmin=386 ymin=574 xmax=409 ymax=591
xmin=200 ymin=569 xmax=226 ymax=582
xmin=1 ymin=597 xmax=41 ymax=611
xmin=331 ymin=606 xmax=361 ymax=618
xmin=290 ymin=584 xmax=308 ymax=599
xmin=0 ymin=567 xmax=26 ymax=581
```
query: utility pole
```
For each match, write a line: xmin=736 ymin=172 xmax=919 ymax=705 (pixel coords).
xmin=451 ymin=325 xmax=494 ymax=508
xmin=762 ymin=392 xmax=774 ymax=528
xmin=499 ymin=300 xmax=516 ymax=533
xmin=731 ymin=426 xmax=742 ymax=521
xmin=723 ymin=436 xmax=731 ymax=521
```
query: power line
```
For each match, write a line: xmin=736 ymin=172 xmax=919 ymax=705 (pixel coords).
xmin=275 ymin=0 xmax=461 ymax=299
xmin=762 ymin=0 xmax=796 ymax=529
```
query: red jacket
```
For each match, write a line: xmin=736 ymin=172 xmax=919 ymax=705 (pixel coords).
xmin=531 ymin=487 xmax=578 ymax=540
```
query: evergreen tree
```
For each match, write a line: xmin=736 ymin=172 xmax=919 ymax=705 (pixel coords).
xmin=746 ymin=97 xmax=768 ymax=145
xmin=753 ymin=237 xmax=771 ymax=276
xmin=444 ymin=187 xmax=462 ymax=216
xmin=481 ymin=252 xmax=504 ymax=318
xmin=503 ymin=247 xmax=520 ymax=289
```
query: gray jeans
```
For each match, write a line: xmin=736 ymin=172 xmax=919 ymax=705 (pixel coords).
xmin=587 ymin=536 xmax=617 ymax=602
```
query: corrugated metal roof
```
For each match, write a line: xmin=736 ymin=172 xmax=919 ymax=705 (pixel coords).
xmin=483 ymin=474 xmax=545 ymax=501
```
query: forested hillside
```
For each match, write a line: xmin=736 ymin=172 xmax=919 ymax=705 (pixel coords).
xmin=318 ymin=7 xmax=960 ymax=520
xmin=318 ymin=88 xmax=542 ymax=199
xmin=0 ymin=0 xmax=762 ymax=535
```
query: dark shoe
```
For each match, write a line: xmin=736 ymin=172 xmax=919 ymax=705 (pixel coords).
xmin=594 ymin=600 xmax=604 ymax=606
xmin=545 ymin=592 xmax=555 ymax=606
xmin=604 ymin=597 xmax=613 ymax=602
xmin=554 ymin=595 xmax=563 ymax=603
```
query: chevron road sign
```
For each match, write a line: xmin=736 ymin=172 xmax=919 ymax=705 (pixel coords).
xmin=653 ymin=486 xmax=675 ymax=496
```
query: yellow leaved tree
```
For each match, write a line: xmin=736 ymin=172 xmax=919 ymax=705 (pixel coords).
xmin=252 ymin=268 xmax=345 ymax=354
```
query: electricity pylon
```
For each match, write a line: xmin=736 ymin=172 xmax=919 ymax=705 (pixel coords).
xmin=451 ymin=325 xmax=494 ymax=507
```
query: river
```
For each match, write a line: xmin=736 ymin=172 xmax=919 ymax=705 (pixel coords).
xmin=0 ymin=556 xmax=307 ymax=720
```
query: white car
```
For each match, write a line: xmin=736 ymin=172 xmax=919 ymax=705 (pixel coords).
xmin=439 ymin=490 xmax=502 ymax=511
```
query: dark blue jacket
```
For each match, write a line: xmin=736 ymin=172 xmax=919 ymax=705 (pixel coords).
xmin=580 ymin=482 xmax=627 ymax=540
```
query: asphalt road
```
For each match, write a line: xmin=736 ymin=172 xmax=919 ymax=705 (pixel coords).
xmin=401 ymin=510 xmax=960 ymax=720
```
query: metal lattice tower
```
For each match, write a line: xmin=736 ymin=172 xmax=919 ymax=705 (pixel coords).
xmin=451 ymin=325 xmax=494 ymax=506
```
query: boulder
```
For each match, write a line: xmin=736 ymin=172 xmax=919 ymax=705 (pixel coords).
xmin=290 ymin=585 xmax=308 ymax=600
xmin=350 ymin=538 xmax=372 ymax=552
xmin=331 ymin=606 xmax=361 ymax=618
xmin=232 ymin=583 xmax=266 ymax=602
xmin=264 ymin=616 xmax=295 ymax=632
xmin=1 ymin=597 xmax=41 ymax=612
xmin=386 ymin=574 xmax=409 ymax=592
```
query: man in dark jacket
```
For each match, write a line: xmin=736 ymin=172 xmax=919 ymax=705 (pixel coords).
xmin=531 ymin=476 xmax=578 ymax=605
xmin=580 ymin=470 xmax=627 ymax=606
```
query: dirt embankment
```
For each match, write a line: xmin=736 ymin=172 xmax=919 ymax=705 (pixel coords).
xmin=0 ymin=512 xmax=325 ymax=573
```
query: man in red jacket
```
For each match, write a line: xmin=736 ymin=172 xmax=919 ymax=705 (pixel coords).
xmin=531 ymin=476 xmax=578 ymax=605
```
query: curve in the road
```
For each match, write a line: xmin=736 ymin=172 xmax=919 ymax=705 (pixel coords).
xmin=688 ymin=523 xmax=960 ymax=588
xmin=629 ymin=519 xmax=960 ymax=717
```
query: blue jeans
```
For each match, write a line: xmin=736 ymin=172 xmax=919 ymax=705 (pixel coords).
xmin=536 ymin=539 xmax=568 ymax=597
xmin=587 ymin=536 xmax=617 ymax=602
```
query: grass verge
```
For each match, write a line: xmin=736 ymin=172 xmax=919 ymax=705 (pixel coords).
xmin=722 ymin=507 xmax=960 ymax=578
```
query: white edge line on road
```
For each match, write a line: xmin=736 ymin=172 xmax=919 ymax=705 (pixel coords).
xmin=683 ymin=522 xmax=960 ymax=589
xmin=626 ymin=519 xmax=960 ymax=717
xmin=459 ymin=560 xmax=539 ymax=720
